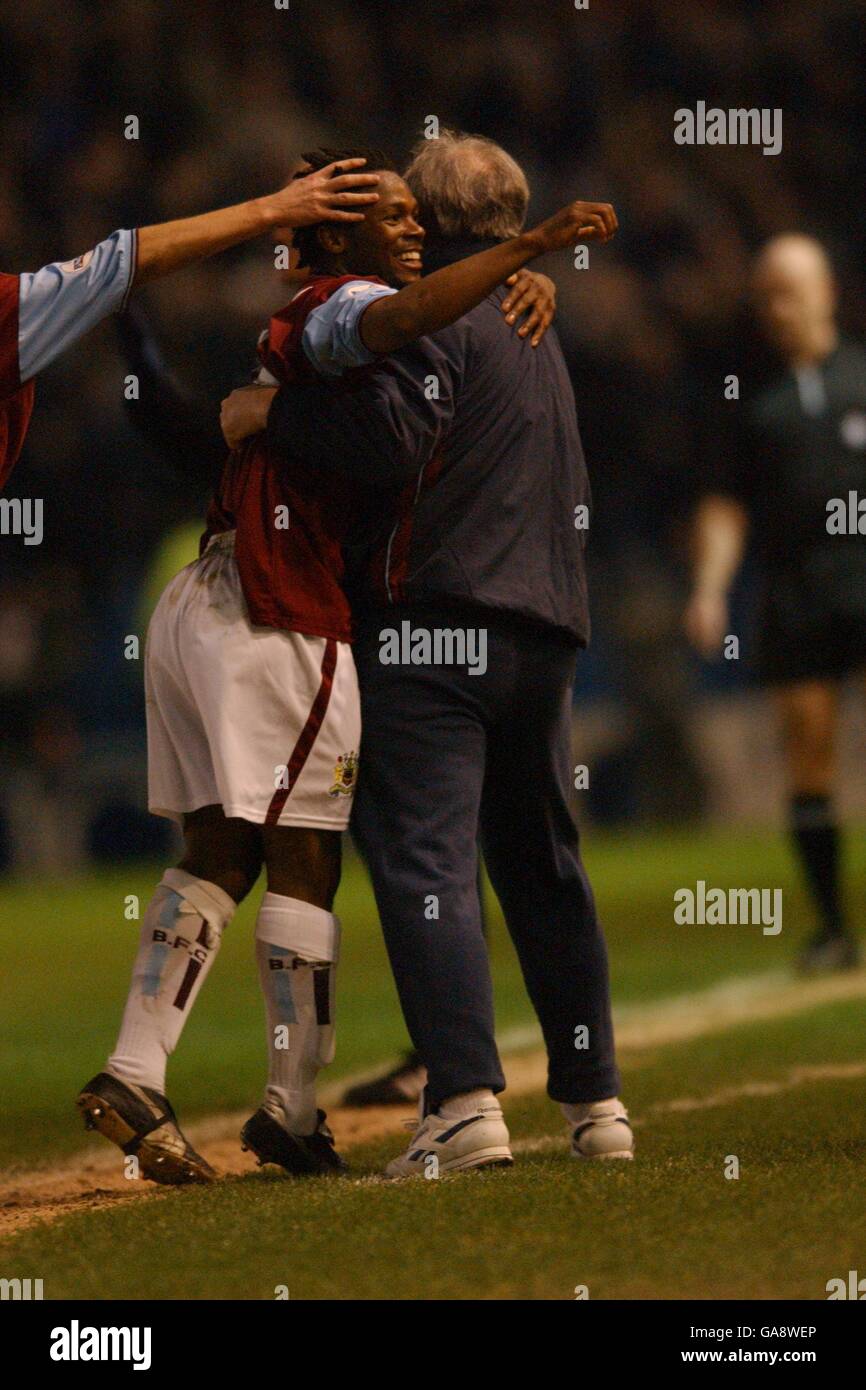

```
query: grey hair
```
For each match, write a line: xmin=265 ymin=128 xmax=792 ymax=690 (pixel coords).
xmin=404 ymin=128 xmax=529 ymax=241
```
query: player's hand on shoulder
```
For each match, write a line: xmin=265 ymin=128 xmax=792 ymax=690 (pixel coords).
xmin=266 ymin=159 xmax=380 ymax=228
xmin=501 ymin=271 xmax=557 ymax=348
xmin=220 ymin=385 xmax=278 ymax=450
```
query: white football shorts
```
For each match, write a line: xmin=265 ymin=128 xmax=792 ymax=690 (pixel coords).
xmin=145 ymin=531 xmax=360 ymax=829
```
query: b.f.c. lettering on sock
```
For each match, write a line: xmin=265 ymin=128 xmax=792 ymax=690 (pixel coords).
xmin=151 ymin=927 xmax=210 ymax=966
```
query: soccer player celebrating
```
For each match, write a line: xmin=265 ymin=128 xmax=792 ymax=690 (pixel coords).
xmin=0 ymin=158 xmax=381 ymax=489
xmin=77 ymin=147 xmax=615 ymax=1183
xmin=686 ymin=235 xmax=866 ymax=972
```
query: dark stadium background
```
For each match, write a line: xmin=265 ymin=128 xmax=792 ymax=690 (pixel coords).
xmin=1 ymin=0 xmax=865 ymax=869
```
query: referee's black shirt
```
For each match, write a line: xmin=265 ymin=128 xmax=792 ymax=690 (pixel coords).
xmin=728 ymin=339 xmax=866 ymax=605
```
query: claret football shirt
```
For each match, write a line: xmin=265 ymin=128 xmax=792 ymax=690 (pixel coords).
xmin=205 ymin=273 xmax=395 ymax=642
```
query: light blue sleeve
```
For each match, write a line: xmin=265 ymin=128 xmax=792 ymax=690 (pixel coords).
xmin=301 ymin=280 xmax=398 ymax=377
xmin=17 ymin=228 xmax=137 ymax=382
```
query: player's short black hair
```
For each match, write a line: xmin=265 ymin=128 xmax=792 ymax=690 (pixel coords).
xmin=292 ymin=146 xmax=397 ymax=270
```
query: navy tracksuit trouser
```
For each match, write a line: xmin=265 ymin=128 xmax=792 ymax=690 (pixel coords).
xmin=350 ymin=604 xmax=620 ymax=1109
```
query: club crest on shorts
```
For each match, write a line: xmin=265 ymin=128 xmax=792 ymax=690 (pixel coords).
xmin=329 ymin=750 xmax=358 ymax=798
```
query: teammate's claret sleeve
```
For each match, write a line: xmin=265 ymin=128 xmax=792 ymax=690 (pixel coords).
xmin=17 ymin=228 xmax=137 ymax=384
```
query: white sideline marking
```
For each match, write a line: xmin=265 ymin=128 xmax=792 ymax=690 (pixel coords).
xmin=614 ymin=966 xmax=866 ymax=1050
xmin=2 ymin=966 xmax=865 ymax=1236
xmin=322 ymin=966 xmax=866 ymax=1110
xmin=511 ymin=1060 xmax=866 ymax=1154
xmin=652 ymin=1061 xmax=866 ymax=1115
xmin=495 ymin=967 xmax=866 ymax=1061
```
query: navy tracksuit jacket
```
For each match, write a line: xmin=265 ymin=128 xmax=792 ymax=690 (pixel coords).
xmin=268 ymin=238 xmax=620 ymax=1107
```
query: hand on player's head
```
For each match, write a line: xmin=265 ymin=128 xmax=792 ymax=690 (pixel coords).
xmin=270 ymin=159 xmax=381 ymax=229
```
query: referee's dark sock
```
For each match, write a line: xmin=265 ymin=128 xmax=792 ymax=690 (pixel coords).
xmin=789 ymin=792 xmax=846 ymax=940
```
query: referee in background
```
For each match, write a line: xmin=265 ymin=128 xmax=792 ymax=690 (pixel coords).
xmin=686 ymin=235 xmax=866 ymax=972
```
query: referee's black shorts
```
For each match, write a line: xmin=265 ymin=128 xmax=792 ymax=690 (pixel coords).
xmin=755 ymin=574 xmax=866 ymax=686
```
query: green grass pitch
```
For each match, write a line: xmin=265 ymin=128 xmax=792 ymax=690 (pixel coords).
xmin=1 ymin=827 xmax=865 ymax=1299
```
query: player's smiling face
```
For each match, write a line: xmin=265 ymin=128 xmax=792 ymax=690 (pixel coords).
xmin=343 ymin=172 xmax=424 ymax=286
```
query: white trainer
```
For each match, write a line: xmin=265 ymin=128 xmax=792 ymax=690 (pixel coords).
xmin=565 ymin=1098 xmax=634 ymax=1160
xmin=384 ymin=1098 xmax=513 ymax=1179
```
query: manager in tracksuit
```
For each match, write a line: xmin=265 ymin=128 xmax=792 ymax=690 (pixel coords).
xmin=258 ymin=131 xmax=633 ymax=1175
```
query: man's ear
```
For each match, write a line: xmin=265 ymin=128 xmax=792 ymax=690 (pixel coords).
xmin=317 ymin=224 xmax=351 ymax=257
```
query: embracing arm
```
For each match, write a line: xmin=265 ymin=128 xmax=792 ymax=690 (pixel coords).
xmin=359 ymin=200 xmax=615 ymax=354
xmin=219 ymin=379 xmax=408 ymax=484
xmin=219 ymin=264 xmax=560 ymax=458
xmin=220 ymin=196 xmax=616 ymax=474
xmin=221 ymin=334 xmax=461 ymax=487
xmin=266 ymin=380 xmax=412 ymax=486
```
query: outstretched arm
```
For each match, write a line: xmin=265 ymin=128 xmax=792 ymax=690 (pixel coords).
xmin=15 ymin=161 xmax=379 ymax=384
xmin=359 ymin=199 xmax=616 ymax=354
xmin=135 ymin=159 xmax=380 ymax=283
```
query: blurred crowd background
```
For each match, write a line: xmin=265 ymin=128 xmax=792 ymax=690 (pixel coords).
xmin=1 ymin=0 xmax=865 ymax=868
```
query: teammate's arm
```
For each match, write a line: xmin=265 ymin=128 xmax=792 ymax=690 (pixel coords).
xmin=15 ymin=162 xmax=379 ymax=384
xmin=359 ymin=200 xmax=615 ymax=354
xmin=684 ymin=494 xmax=749 ymax=658
xmin=135 ymin=160 xmax=380 ymax=283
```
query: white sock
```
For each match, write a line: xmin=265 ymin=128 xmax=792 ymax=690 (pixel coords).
xmin=439 ymin=1088 xmax=497 ymax=1119
xmin=255 ymin=891 xmax=340 ymax=1136
xmin=107 ymin=869 xmax=236 ymax=1093
xmin=561 ymin=1097 xmax=623 ymax=1127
